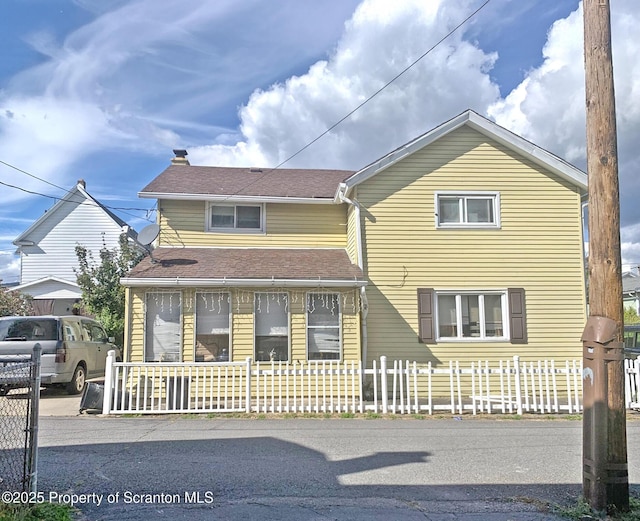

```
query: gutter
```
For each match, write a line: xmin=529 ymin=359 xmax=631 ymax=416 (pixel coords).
xmin=139 ymin=192 xmax=335 ymax=205
xmin=120 ymin=277 xmax=367 ymax=288
xmin=337 ymin=183 xmax=369 ymax=368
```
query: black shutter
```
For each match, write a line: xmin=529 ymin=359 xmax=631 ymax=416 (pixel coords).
xmin=508 ymin=288 xmax=527 ymax=344
xmin=417 ymin=288 xmax=435 ymax=343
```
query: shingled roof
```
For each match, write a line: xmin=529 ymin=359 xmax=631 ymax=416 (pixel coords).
xmin=139 ymin=165 xmax=354 ymax=200
xmin=122 ymin=248 xmax=365 ymax=287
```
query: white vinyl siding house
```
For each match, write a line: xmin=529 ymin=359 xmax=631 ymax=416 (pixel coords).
xmin=12 ymin=181 xmax=138 ymax=315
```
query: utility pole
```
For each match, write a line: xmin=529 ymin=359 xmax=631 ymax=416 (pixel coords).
xmin=582 ymin=0 xmax=629 ymax=513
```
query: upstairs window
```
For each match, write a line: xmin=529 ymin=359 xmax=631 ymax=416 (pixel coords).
xmin=207 ymin=203 xmax=263 ymax=232
xmin=436 ymin=192 xmax=500 ymax=228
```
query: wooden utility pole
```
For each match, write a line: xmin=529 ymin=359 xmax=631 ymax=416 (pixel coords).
xmin=582 ymin=0 xmax=629 ymax=513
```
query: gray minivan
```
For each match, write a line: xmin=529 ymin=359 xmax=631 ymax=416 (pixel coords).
xmin=0 ymin=315 xmax=121 ymax=395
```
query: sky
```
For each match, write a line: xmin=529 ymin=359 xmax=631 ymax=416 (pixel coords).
xmin=1 ymin=0 xmax=639 ymax=285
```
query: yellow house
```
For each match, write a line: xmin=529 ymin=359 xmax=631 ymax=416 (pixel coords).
xmin=121 ymin=110 xmax=587 ymax=370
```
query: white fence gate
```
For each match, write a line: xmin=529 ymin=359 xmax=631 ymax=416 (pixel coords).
xmin=100 ymin=352 xmax=640 ymax=416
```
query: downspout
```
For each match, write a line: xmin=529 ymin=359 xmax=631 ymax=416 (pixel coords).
xmin=338 ymin=184 xmax=369 ymax=367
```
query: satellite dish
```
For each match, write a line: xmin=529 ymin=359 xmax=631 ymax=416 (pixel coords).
xmin=138 ymin=224 xmax=160 ymax=246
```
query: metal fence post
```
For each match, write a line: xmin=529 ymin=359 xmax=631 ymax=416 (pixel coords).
xmin=28 ymin=343 xmax=41 ymax=494
xmin=380 ymin=356 xmax=388 ymax=414
xmin=102 ymin=350 xmax=116 ymax=415
xmin=513 ymin=355 xmax=523 ymax=416
xmin=245 ymin=357 xmax=252 ymax=413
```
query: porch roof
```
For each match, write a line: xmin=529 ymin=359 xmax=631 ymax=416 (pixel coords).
xmin=121 ymin=247 xmax=366 ymax=288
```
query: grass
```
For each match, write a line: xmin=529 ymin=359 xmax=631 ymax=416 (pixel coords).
xmin=557 ymin=496 xmax=640 ymax=520
xmin=0 ymin=503 xmax=75 ymax=521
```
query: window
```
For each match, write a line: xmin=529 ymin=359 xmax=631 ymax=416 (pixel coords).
xmin=145 ymin=292 xmax=182 ymax=362
xmin=417 ymin=288 xmax=527 ymax=344
xmin=254 ymin=292 xmax=289 ymax=362
xmin=207 ymin=203 xmax=263 ymax=232
xmin=81 ymin=320 xmax=107 ymax=343
xmin=436 ymin=192 xmax=499 ymax=228
xmin=437 ymin=292 xmax=505 ymax=340
xmin=307 ymin=293 xmax=341 ymax=360
xmin=195 ymin=292 xmax=230 ymax=362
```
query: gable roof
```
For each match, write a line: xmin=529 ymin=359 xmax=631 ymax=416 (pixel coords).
xmin=122 ymin=247 xmax=366 ymax=287
xmin=10 ymin=276 xmax=81 ymax=300
xmin=13 ymin=181 xmax=138 ymax=246
xmin=139 ymin=166 xmax=354 ymax=204
xmin=343 ymin=110 xmax=588 ymax=193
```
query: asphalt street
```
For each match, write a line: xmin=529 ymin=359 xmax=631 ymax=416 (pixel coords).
xmin=31 ymin=414 xmax=640 ymax=520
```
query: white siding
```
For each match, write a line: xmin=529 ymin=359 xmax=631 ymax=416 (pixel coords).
xmin=19 ymin=196 xmax=126 ymax=285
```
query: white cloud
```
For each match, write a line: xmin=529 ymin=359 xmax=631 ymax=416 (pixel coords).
xmin=191 ymin=0 xmax=500 ymax=169
xmin=0 ymin=0 xmax=360 ymax=203
xmin=0 ymin=251 xmax=20 ymax=284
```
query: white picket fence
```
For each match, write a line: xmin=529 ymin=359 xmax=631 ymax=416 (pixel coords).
xmin=102 ymin=353 xmax=640 ymax=415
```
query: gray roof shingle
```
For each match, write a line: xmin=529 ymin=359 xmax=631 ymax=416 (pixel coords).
xmin=140 ymin=165 xmax=354 ymax=199
xmin=126 ymin=247 xmax=364 ymax=283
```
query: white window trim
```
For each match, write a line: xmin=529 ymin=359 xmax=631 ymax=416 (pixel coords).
xmin=306 ymin=292 xmax=342 ymax=361
xmin=194 ymin=291 xmax=232 ymax=363
xmin=435 ymin=290 xmax=509 ymax=342
xmin=253 ymin=292 xmax=290 ymax=362
xmin=205 ymin=202 xmax=265 ymax=234
xmin=434 ymin=191 xmax=501 ymax=229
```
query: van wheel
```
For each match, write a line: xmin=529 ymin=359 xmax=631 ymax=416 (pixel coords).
xmin=67 ymin=365 xmax=86 ymax=395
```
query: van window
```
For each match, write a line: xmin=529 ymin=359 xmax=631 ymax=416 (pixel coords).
xmin=81 ymin=320 xmax=107 ymax=342
xmin=0 ymin=318 xmax=58 ymax=341
xmin=63 ymin=321 xmax=82 ymax=342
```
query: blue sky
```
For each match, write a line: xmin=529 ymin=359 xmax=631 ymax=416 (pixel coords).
xmin=1 ymin=0 xmax=639 ymax=284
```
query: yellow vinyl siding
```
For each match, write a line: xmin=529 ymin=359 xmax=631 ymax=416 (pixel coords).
xmin=158 ymin=200 xmax=347 ymax=247
xmin=358 ymin=126 xmax=586 ymax=366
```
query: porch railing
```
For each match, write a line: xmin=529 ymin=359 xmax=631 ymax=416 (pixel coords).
xmin=100 ymin=352 xmax=640 ymax=416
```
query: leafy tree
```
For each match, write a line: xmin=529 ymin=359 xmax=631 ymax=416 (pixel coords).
xmin=75 ymin=234 xmax=144 ymax=346
xmin=624 ymin=306 xmax=640 ymax=325
xmin=0 ymin=286 xmax=33 ymax=316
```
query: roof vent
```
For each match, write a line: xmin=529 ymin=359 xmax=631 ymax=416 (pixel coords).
xmin=249 ymin=168 xmax=263 ymax=173
xmin=172 ymin=149 xmax=190 ymax=166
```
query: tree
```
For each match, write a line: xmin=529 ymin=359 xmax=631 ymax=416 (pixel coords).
xmin=624 ymin=306 xmax=640 ymax=325
xmin=75 ymin=234 xmax=144 ymax=347
xmin=0 ymin=286 xmax=33 ymax=316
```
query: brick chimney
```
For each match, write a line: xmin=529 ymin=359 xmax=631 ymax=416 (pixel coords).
xmin=172 ymin=149 xmax=190 ymax=166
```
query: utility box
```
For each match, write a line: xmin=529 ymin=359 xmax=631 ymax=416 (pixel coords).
xmin=581 ymin=316 xmax=627 ymax=506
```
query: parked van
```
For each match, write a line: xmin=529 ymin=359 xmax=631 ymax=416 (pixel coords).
xmin=0 ymin=315 xmax=121 ymax=395
xmin=624 ymin=324 xmax=640 ymax=359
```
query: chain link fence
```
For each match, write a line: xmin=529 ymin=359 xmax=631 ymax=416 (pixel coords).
xmin=0 ymin=347 xmax=41 ymax=493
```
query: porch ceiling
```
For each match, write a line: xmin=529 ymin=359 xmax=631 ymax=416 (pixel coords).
xmin=123 ymin=247 xmax=365 ymax=286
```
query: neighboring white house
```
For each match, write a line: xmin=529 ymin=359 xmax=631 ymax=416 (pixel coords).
xmin=623 ymin=271 xmax=640 ymax=315
xmin=11 ymin=180 xmax=138 ymax=315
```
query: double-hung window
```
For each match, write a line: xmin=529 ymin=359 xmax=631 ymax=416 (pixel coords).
xmin=436 ymin=292 xmax=506 ymax=340
xmin=307 ymin=293 xmax=341 ymax=361
xmin=254 ymin=292 xmax=289 ymax=362
xmin=195 ymin=292 xmax=230 ymax=362
xmin=207 ymin=203 xmax=263 ymax=232
xmin=145 ymin=292 xmax=182 ymax=362
xmin=436 ymin=192 xmax=500 ymax=228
